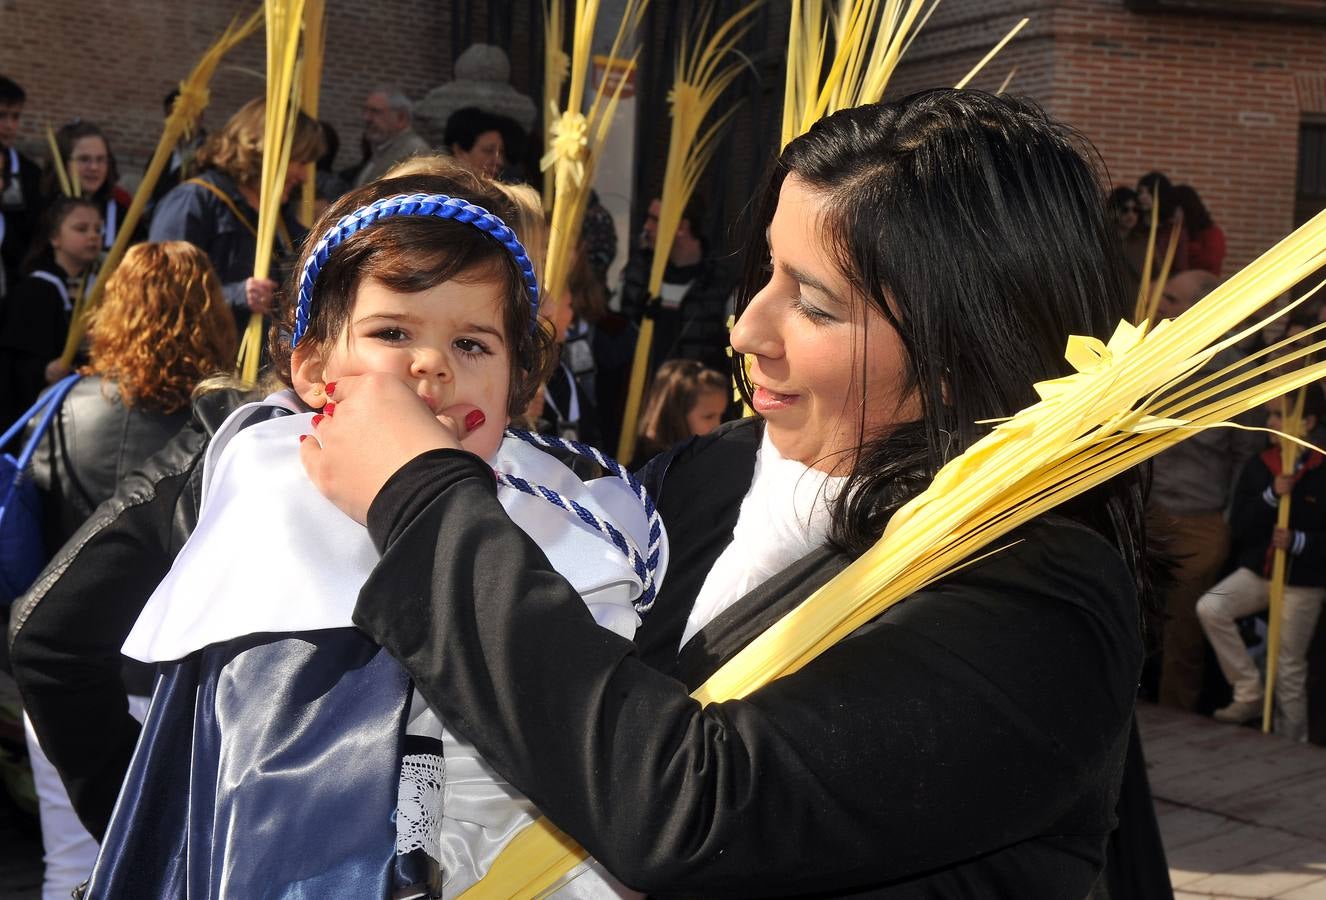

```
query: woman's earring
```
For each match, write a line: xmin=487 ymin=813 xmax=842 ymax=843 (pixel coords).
xmin=310 ymin=384 xmax=326 ymax=406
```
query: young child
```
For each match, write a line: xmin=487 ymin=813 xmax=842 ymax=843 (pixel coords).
xmin=631 ymin=358 xmax=729 ymax=468
xmin=1197 ymin=391 xmax=1326 ymax=741
xmin=85 ymin=170 xmax=665 ymax=898
xmin=0 ymin=196 xmax=102 ymax=425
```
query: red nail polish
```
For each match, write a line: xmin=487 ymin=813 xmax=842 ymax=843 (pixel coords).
xmin=324 ymin=402 xmax=336 ymax=416
xmin=312 ymin=414 xmax=324 ymax=427
xmin=299 ymin=434 xmax=308 ymax=443
xmin=464 ymin=409 xmax=486 ymax=431
xmin=324 ymin=381 xmax=336 ymax=396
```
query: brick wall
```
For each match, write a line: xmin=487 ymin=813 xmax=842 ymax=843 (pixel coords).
xmin=0 ymin=0 xmax=452 ymax=181
xmin=891 ymin=0 xmax=1326 ymax=273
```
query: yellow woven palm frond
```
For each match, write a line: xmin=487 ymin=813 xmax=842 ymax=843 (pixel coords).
xmin=615 ymin=0 xmax=761 ymax=463
xmin=540 ymin=0 xmax=648 ymax=323
xmin=61 ymin=8 xmax=262 ymax=365
xmin=299 ymin=0 xmax=326 ymax=228
xmin=781 ymin=0 xmax=934 ymax=148
xmin=1263 ymin=385 xmax=1307 ymax=731
xmin=238 ymin=0 xmax=307 ymax=384
xmin=781 ymin=4 xmax=1030 ymax=148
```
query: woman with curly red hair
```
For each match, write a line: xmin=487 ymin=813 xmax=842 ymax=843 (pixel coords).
xmin=32 ymin=240 xmax=237 ymax=550
xmin=20 ymin=239 xmax=235 ymax=900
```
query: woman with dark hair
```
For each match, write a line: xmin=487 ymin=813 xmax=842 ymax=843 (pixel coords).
xmin=1108 ymin=185 xmax=1140 ymax=240
xmin=300 ymin=90 xmax=1157 ymax=895
xmin=1136 ymin=169 xmax=1189 ymax=273
xmin=443 ymin=106 xmax=506 ymax=178
xmin=41 ymin=122 xmax=136 ymax=252
xmin=1174 ymin=183 xmax=1226 ymax=276
xmin=148 ymin=97 xmax=324 ymax=325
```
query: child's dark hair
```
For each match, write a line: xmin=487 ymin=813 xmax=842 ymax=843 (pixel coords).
xmin=271 ymin=171 xmax=557 ymax=415
xmin=638 ymin=359 xmax=729 ymax=448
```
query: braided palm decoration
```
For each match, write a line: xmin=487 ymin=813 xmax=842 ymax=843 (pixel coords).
xmin=293 ymin=193 xmax=541 ymax=347
xmin=499 ymin=429 xmax=663 ymax=614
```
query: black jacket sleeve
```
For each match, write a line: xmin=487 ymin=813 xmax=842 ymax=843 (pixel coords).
xmin=6 ymin=391 xmax=239 ymax=839
xmin=355 ymin=452 xmax=1141 ymax=895
xmin=1229 ymin=455 xmax=1276 ymax=554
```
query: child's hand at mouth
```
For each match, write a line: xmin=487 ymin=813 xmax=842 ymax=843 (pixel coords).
xmin=301 ymin=373 xmax=485 ymax=524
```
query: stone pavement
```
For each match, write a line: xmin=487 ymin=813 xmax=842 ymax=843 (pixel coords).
xmin=1140 ymin=702 xmax=1326 ymax=899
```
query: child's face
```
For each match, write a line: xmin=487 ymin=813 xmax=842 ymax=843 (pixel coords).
xmin=687 ymin=387 xmax=727 ymax=437
xmin=51 ymin=206 xmax=104 ymax=269
xmin=295 ymin=276 xmax=514 ymax=461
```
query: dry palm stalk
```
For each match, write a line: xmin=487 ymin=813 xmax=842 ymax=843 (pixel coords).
xmin=1264 ymin=387 xmax=1306 ymax=732
xmin=1131 ymin=177 xmax=1181 ymax=331
xmin=997 ymin=65 xmax=1019 ymax=95
xmin=298 ymin=0 xmax=326 ymax=228
xmin=61 ymin=9 xmax=262 ymax=365
xmin=542 ymin=0 xmax=568 ymax=210
xmin=237 ymin=0 xmax=307 ymax=384
xmin=539 ymin=0 xmax=648 ymax=320
xmin=616 ymin=1 xmax=761 ymax=462
xmin=467 ymin=205 xmax=1326 ymax=899
xmin=46 ymin=126 xmax=75 ymax=197
xmin=952 ymin=17 xmax=1028 ymax=89
xmin=782 ymin=0 xmax=934 ymax=148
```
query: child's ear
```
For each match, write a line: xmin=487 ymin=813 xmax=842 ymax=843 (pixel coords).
xmin=290 ymin=342 xmax=330 ymax=409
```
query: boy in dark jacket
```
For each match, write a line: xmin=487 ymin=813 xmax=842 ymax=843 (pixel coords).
xmin=1197 ymin=391 xmax=1326 ymax=740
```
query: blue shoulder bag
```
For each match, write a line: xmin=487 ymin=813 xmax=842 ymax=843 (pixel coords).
xmin=0 ymin=373 xmax=82 ymax=605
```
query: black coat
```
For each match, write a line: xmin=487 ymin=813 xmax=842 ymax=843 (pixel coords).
xmin=0 ymin=258 xmax=73 ymax=429
xmin=7 ymin=388 xmax=249 ymax=839
xmin=147 ymin=169 xmax=305 ymax=321
xmin=353 ymin=418 xmax=1144 ymax=897
xmin=1 ymin=146 xmax=45 ymax=287
xmin=619 ymin=248 xmax=734 ymax=375
xmin=30 ymin=375 xmax=191 ymax=553
xmin=1229 ymin=448 xmax=1326 ymax=586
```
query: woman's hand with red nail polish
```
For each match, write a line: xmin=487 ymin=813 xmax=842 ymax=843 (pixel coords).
xmin=324 ymin=402 xmax=336 ymax=417
xmin=324 ymin=381 xmax=336 ymax=397
xmin=300 ymin=373 xmax=460 ymax=524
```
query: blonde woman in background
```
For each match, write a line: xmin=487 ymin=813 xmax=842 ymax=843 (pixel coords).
xmin=148 ymin=98 xmax=323 ymax=325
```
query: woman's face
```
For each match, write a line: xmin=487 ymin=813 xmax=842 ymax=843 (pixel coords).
xmin=453 ymin=130 xmax=505 ymax=179
xmin=731 ymin=176 xmax=918 ymax=474
xmin=1115 ymin=199 xmax=1138 ymax=234
xmin=51 ymin=205 xmax=104 ymax=270
xmin=1136 ymin=183 xmax=1153 ymax=213
xmin=70 ymin=135 xmax=109 ymax=195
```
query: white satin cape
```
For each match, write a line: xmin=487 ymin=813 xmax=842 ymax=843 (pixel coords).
xmin=122 ymin=391 xmax=663 ymax=898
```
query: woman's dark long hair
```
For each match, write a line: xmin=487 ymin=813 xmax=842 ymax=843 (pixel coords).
xmin=1173 ymin=184 xmax=1214 ymax=234
xmin=733 ymin=89 xmax=1151 ymax=611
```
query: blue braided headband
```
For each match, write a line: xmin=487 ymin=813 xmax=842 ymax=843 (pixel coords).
xmin=292 ymin=193 xmax=540 ymax=348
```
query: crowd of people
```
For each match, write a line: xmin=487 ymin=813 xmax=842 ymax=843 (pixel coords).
xmin=0 ymin=39 xmax=1318 ymax=900
xmin=1104 ymin=169 xmax=1326 ymax=744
